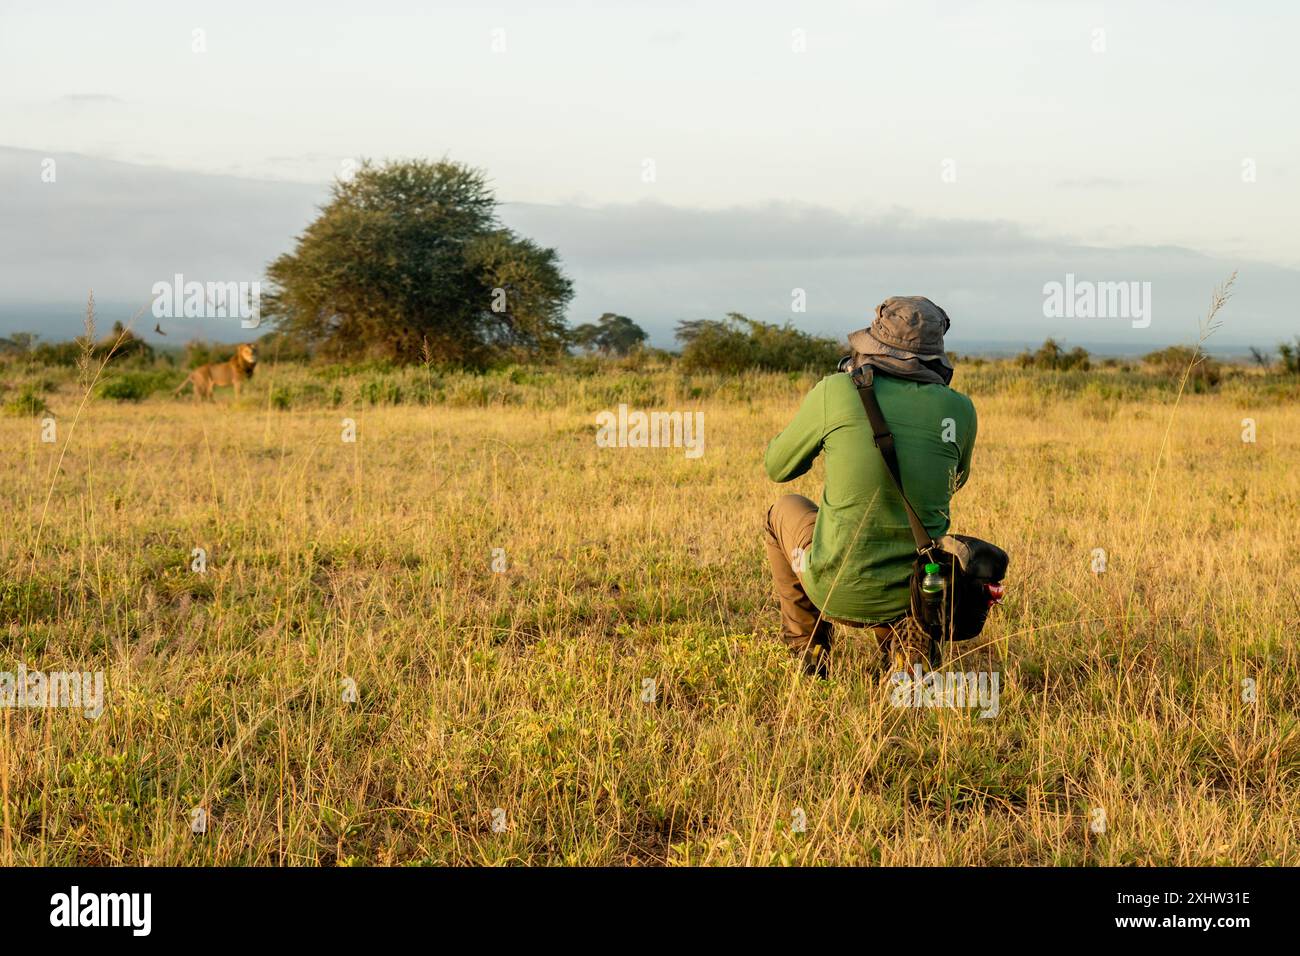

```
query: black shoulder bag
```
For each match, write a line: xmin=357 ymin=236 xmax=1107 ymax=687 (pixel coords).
xmin=850 ymin=366 xmax=1009 ymax=645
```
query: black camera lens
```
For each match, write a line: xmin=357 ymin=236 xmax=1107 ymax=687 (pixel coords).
xmin=837 ymin=355 xmax=855 ymax=374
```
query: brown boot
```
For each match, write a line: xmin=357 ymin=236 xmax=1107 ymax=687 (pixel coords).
xmin=882 ymin=617 xmax=940 ymax=673
xmin=800 ymin=641 xmax=830 ymax=679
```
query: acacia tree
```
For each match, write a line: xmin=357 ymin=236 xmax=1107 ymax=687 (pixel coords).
xmin=570 ymin=313 xmax=647 ymax=355
xmin=262 ymin=159 xmax=573 ymax=364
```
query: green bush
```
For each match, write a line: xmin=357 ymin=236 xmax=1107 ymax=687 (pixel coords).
xmin=1143 ymin=345 xmax=1221 ymax=389
xmin=406 ymin=378 xmax=440 ymax=405
xmin=360 ymin=379 xmax=403 ymax=405
xmin=183 ymin=341 xmax=222 ymax=369
xmin=96 ymin=370 xmax=174 ymax=402
xmin=1017 ymin=338 xmax=1090 ymax=371
xmin=31 ymin=340 xmax=83 ymax=367
xmin=3 ymin=383 xmax=50 ymax=417
xmin=676 ymin=313 xmax=842 ymax=373
xmin=1277 ymin=338 xmax=1300 ymax=375
xmin=313 ymin=359 xmax=397 ymax=381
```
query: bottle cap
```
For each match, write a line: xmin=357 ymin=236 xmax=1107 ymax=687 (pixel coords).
xmin=924 ymin=562 xmax=941 ymax=574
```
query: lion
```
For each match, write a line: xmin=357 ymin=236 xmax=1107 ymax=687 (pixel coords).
xmin=174 ymin=343 xmax=257 ymax=401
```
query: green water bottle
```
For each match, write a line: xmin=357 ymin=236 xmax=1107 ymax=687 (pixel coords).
xmin=921 ymin=561 xmax=945 ymax=619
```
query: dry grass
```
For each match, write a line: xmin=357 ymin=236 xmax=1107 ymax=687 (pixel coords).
xmin=1 ymin=359 xmax=1298 ymax=865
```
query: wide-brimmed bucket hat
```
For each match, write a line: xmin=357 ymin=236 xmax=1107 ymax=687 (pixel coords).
xmin=846 ymin=296 xmax=953 ymax=384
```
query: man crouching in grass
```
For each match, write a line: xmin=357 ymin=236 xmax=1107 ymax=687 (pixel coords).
xmin=763 ymin=296 xmax=976 ymax=677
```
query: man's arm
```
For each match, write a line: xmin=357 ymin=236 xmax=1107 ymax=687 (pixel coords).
xmin=955 ymin=402 xmax=977 ymax=491
xmin=764 ymin=380 xmax=826 ymax=482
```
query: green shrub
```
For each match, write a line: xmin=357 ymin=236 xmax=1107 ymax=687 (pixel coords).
xmin=1277 ymin=338 xmax=1300 ymax=375
xmin=183 ymin=341 xmax=219 ymax=369
xmin=676 ymin=313 xmax=842 ymax=373
xmin=406 ymin=378 xmax=440 ymax=405
xmin=1019 ymin=338 xmax=1091 ymax=371
xmin=0 ymin=578 xmax=59 ymax=623
xmin=96 ymin=370 xmax=174 ymax=402
xmin=359 ymin=379 xmax=404 ymax=405
xmin=2 ymin=383 xmax=50 ymax=417
xmin=95 ymin=321 xmax=154 ymax=364
xmin=31 ymin=340 xmax=83 ymax=367
xmin=313 ymin=359 xmax=397 ymax=381
xmin=1143 ymin=345 xmax=1221 ymax=389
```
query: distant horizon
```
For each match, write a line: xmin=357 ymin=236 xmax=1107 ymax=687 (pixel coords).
xmin=0 ymin=299 xmax=1280 ymax=361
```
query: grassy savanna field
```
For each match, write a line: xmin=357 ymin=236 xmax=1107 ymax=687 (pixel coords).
xmin=1 ymin=356 xmax=1298 ymax=865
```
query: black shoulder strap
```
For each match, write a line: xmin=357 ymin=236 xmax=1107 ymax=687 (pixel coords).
xmin=850 ymin=366 xmax=934 ymax=553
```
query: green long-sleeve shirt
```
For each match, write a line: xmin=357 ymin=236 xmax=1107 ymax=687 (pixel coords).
xmin=765 ymin=371 xmax=977 ymax=624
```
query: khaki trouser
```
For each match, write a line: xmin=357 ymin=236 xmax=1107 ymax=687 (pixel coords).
xmin=763 ymin=494 xmax=896 ymax=669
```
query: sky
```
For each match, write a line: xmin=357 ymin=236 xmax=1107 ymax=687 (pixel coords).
xmin=1 ymin=0 xmax=1297 ymax=350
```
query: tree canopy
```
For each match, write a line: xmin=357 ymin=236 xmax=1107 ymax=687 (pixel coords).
xmin=263 ymin=159 xmax=574 ymax=365
xmin=570 ymin=313 xmax=648 ymax=355
xmin=1015 ymin=337 xmax=1090 ymax=371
